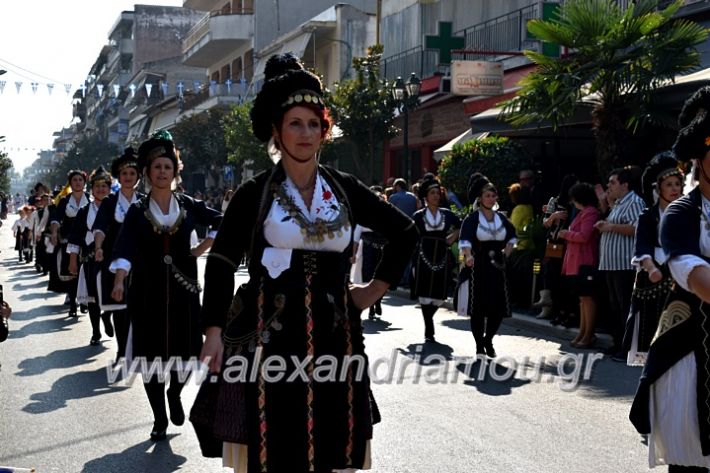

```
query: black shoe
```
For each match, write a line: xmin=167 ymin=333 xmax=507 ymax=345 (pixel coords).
xmin=484 ymin=340 xmax=497 ymax=358
xmin=102 ymin=314 xmax=114 ymax=338
xmin=68 ymin=309 xmax=78 ymax=318
xmin=475 ymin=346 xmax=486 ymax=356
xmin=89 ymin=335 xmax=101 ymax=346
xmin=80 ymin=304 xmax=88 ymax=314
xmin=150 ymin=421 xmax=168 ymax=441
xmin=167 ymin=393 xmax=185 ymax=426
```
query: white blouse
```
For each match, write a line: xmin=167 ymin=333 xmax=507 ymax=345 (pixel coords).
xmin=262 ymin=173 xmax=351 ymax=279
xmin=668 ymin=195 xmax=710 ymax=291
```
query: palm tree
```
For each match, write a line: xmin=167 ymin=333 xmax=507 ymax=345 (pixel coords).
xmin=501 ymin=0 xmax=708 ymax=175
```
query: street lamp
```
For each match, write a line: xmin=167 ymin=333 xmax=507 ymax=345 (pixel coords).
xmin=391 ymin=72 xmax=421 ymax=183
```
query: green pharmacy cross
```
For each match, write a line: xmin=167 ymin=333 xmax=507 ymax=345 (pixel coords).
xmin=425 ymin=21 xmax=465 ymax=65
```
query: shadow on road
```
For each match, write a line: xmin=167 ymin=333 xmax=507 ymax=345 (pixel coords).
xmin=23 ymin=367 xmax=129 ymax=414
xmin=9 ymin=315 xmax=78 ymax=339
xmin=455 ymin=358 xmax=532 ymax=395
xmin=12 ymin=279 xmax=51 ymax=291
xmin=81 ymin=437 xmax=187 ymax=472
xmin=362 ymin=317 xmax=402 ymax=335
xmin=397 ymin=342 xmax=455 ymax=364
xmin=9 ymin=304 xmax=66 ymax=322
xmin=16 ymin=344 xmax=108 ymax=376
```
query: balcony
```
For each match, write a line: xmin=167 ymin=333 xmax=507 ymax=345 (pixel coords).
xmin=181 ymin=81 xmax=250 ymax=113
xmin=381 ymin=4 xmax=539 ymax=81
xmin=183 ymin=0 xmax=223 ymax=12
xmin=183 ymin=10 xmax=254 ymax=67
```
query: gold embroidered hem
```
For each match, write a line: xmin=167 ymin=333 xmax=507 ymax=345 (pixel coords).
xmin=222 ymin=441 xmax=371 ymax=472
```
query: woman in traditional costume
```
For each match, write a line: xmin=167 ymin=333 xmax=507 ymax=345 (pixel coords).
xmin=458 ymin=173 xmax=516 ymax=358
xmin=67 ymin=166 xmax=115 ymax=346
xmin=412 ymin=177 xmax=460 ymax=342
xmin=93 ymin=147 xmax=144 ymax=360
xmin=197 ymin=53 xmax=418 ymax=473
xmin=624 ymin=152 xmax=683 ymax=366
xmin=109 ymin=131 xmax=222 ymax=441
xmin=630 ymin=86 xmax=710 ymax=472
xmin=50 ymin=170 xmax=89 ymax=316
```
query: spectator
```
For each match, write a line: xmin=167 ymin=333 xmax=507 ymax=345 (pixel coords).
xmin=221 ymin=189 xmax=234 ymax=213
xmin=595 ymin=165 xmax=645 ymax=361
xmin=559 ymin=183 xmax=601 ymax=348
xmin=519 ymin=169 xmax=545 ymax=215
xmin=536 ymin=174 xmax=579 ymax=322
xmin=506 ymin=183 xmax=535 ymax=309
xmin=388 ymin=178 xmax=418 ymax=218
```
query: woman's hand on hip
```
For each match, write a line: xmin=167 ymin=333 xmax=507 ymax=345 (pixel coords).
xmin=349 ymin=280 xmax=388 ymax=310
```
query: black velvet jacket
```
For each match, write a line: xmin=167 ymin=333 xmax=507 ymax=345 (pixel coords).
xmin=202 ymin=163 xmax=419 ymax=330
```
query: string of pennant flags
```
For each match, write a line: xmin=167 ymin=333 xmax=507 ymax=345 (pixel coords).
xmin=0 ymin=78 xmax=250 ymax=98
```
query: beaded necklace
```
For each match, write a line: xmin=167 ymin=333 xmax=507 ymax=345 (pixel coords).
xmin=480 ymin=211 xmax=501 ymax=238
xmin=423 ymin=208 xmax=444 ymax=230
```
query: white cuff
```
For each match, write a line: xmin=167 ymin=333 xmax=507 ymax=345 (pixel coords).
xmin=631 ymin=254 xmax=652 ymax=267
xmin=109 ymin=258 xmax=132 ymax=274
xmin=508 ymin=238 xmax=519 ymax=246
xmin=207 ymin=230 xmax=218 ymax=239
xmin=66 ymin=244 xmax=81 ymax=254
xmin=668 ymin=255 xmax=710 ymax=292
xmin=93 ymin=229 xmax=105 ymax=238
xmin=458 ymin=240 xmax=472 ymax=250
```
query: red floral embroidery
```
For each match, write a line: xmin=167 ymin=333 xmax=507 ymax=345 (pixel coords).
xmin=322 ymin=190 xmax=332 ymax=200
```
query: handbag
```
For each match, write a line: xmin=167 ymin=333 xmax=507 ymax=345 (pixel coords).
xmin=544 ymin=240 xmax=565 ymax=259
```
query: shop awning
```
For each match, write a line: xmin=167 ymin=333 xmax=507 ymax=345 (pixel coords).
xmin=433 ymin=130 xmax=489 ymax=162
xmin=148 ymin=107 xmax=181 ymax=135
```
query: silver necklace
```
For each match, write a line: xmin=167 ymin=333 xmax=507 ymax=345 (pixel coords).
xmin=481 ymin=211 xmax=500 ymax=238
xmin=423 ymin=208 xmax=443 ymax=229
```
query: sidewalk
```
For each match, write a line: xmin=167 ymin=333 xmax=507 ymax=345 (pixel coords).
xmin=389 ymin=287 xmax=615 ymax=349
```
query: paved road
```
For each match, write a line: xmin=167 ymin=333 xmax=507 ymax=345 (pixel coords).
xmin=0 ymin=219 xmax=656 ymax=472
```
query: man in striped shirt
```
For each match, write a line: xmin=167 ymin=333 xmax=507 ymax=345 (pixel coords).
xmin=595 ymin=166 xmax=645 ymax=361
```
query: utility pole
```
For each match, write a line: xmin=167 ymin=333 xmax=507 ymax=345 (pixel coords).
xmin=376 ymin=0 xmax=382 ymax=44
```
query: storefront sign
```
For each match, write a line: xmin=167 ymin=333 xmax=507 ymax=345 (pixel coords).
xmin=451 ymin=60 xmax=504 ymax=96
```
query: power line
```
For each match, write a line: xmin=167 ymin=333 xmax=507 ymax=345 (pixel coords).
xmin=0 ymin=57 xmax=70 ymax=85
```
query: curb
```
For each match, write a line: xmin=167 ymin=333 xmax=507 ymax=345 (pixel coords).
xmin=387 ymin=287 xmax=614 ymax=349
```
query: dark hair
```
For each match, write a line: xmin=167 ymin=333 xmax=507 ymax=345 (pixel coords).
xmin=467 ymin=172 xmax=496 ymax=203
xmin=557 ymin=174 xmax=578 ymax=206
xmin=508 ymin=182 xmax=531 ymax=206
xmin=418 ymin=178 xmax=441 ymax=201
xmin=569 ymin=182 xmax=598 ymax=208
xmin=609 ymin=165 xmax=642 ymax=194
xmin=67 ymin=170 xmax=87 ymax=183
xmin=674 ymin=85 xmax=710 ymax=162
xmin=111 ymin=146 xmax=140 ymax=178
xmin=138 ymin=130 xmax=180 ymax=174
xmin=250 ymin=53 xmax=330 ymax=143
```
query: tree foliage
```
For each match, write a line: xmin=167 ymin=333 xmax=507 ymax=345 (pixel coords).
xmin=222 ymin=102 xmax=272 ymax=174
xmin=172 ymin=106 xmax=230 ymax=185
xmin=48 ymin=133 xmax=119 ymax=189
xmin=0 ymin=152 xmax=13 ymax=194
xmin=501 ymin=0 xmax=708 ymax=175
xmin=329 ymin=44 xmax=401 ymax=184
xmin=437 ymin=136 xmax=533 ymax=211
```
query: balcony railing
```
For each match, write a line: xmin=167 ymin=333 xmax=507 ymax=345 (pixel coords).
xmin=181 ymin=80 xmax=251 ymax=111
xmin=183 ymin=8 xmax=254 ymax=54
xmin=381 ymin=4 xmax=540 ymax=80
